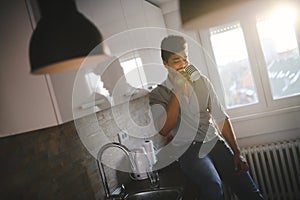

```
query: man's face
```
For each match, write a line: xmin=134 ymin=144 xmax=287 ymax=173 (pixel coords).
xmin=163 ymin=50 xmax=188 ymax=71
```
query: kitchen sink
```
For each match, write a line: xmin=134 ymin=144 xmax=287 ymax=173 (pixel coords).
xmin=123 ymin=187 xmax=183 ymax=200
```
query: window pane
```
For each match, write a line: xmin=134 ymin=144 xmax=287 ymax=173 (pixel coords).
xmin=210 ymin=23 xmax=258 ymax=108
xmin=256 ymin=6 xmax=300 ymax=99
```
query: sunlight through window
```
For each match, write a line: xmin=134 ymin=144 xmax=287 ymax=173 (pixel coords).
xmin=210 ymin=23 xmax=258 ymax=108
xmin=257 ymin=5 xmax=300 ymax=99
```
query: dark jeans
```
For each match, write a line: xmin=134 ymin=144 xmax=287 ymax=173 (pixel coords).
xmin=178 ymin=139 xmax=264 ymax=200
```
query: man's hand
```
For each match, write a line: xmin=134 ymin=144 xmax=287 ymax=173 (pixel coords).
xmin=233 ymin=153 xmax=249 ymax=175
xmin=170 ymin=68 xmax=191 ymax=96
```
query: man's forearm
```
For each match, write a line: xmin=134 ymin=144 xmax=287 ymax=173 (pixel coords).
xmin=218 ymin=119 xmax=241 ymax=155
xmin=158 ymin=93 xmax=180 ymax=136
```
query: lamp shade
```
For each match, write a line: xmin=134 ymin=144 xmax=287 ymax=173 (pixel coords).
xmin=180 ymin=0 xmax=271 ymax=30
xmin=29 ymin=0 xmax=108 ymax=74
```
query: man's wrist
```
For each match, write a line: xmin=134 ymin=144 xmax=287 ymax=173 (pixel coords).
xmin=233 ymin=149 xmax=241 ymax=156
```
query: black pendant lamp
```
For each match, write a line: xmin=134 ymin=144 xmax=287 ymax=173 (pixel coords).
xmin=29 ymin=0 xmax=108 ymax=74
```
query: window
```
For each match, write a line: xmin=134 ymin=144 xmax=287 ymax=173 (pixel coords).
xmin=210 ymin=23 xmax=258 ymax=108
xmin=202 ymin=2 xmax=300 ymax=116
xmin=256 ymin=6 xmax=300 ymax=100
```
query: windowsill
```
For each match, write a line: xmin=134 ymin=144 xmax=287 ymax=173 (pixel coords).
xmin=231 ymin=105 xmax=300 ymax=123
xmin=229 ymin=105 xmax=300 ymax=139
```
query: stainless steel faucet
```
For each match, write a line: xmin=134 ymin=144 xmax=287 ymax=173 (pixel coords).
xmin=97 ymin=142 xmax=136 ymax=200
xmin=97 ymin=142 xmax=160 ymax=199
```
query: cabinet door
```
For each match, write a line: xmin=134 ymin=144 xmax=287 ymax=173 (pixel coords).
xmin=144 ymin=1 xmax=166 ymax=28
xmin=0 ymin=0 xmax=58 ymax=136
xmin=24 ymin=0 xmax=168 ymax=123
xmin=48 ymin=71 xmax=78 ymax=123
xmin=47 ymin=0 xmax=130 ymax=123
xmin=76 ymin=0 xmax=128 ymax=40
xmin=121 ymin=0 xmax=147 ymax=29
xmin=140 ymin=1 xmax=168 ymax=89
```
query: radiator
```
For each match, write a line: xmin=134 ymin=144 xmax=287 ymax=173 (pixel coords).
xmin=224 ymin=139 xmax=300 ymax=200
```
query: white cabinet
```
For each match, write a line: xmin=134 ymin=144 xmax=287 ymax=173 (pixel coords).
xmin=17 ymin=0 xmax=168 ymax=125
xmin=121 ymin=0 xmax=147 ymax=29
xmin=0 ymin=0 xmax=58 ymax=136
xmin=144 ymin=1 xmax=167 ymax=28
xmin=142 ymin=1 xmax=168 ymax=88
xmin=76 ymin=0 xmax=128 ymax=40
xmin=48 ymin=71 xmax=78 ymax=123
xmin=1 ymin=0 xmax=169 ymax=136
xmin=119 ymin=0 xmax=168 ymax=89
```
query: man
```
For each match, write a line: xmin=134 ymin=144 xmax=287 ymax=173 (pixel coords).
xmin=149 ymin=35 xmax=263 ymax=199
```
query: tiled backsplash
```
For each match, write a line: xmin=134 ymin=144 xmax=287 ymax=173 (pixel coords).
xmin=0 ymin=94 xmax=165 ymax=199
xmin=75 ymin=94 xmax=166 ymax=193
xmin=75 ymin=94 xmax=166 ymax=157
xmin=0 ymin=121 xmax=102 ymax=199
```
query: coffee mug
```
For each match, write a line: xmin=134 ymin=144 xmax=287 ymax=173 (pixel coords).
xmin=185 ymin=64 xmax=200 ymax=81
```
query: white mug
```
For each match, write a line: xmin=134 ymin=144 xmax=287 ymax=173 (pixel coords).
xmin=185 ymin=64 xmax=200 ymax=81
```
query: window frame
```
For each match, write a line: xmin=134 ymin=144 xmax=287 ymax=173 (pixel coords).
xmin=198 ymin=11 xmax=300 ymax=119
